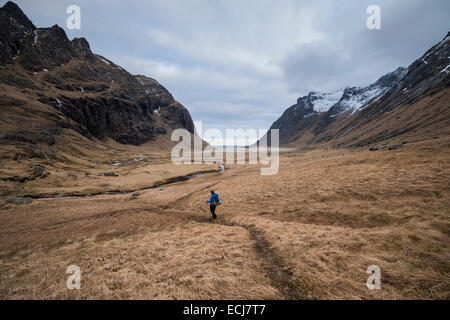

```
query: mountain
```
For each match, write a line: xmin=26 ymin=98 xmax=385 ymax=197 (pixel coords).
xmin=327 ymin=67 xmax=408 ymax=117
xmin=0 ymin=1 xmax=194 ymax=152
xmin=262 ymin=33 xmax=450 ymax=148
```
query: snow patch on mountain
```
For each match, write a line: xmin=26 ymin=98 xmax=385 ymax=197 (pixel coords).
xmin=344 ymin=86 xmax=388 ymax=115
xmin=327 ymin=67 xmax=408 ymax=117
xmin=309 ymin=90 xmax=344 ymax=112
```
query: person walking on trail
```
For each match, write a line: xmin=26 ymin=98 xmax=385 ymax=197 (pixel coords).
xmin=206 ymin=190 xmax=220 ymax=219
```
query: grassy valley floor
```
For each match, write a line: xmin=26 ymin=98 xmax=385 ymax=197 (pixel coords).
xmin=0 ymin=137 xmax=449 ymax=299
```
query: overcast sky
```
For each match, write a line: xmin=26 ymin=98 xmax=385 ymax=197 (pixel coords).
xmin=3 ymin=0 xmax=450 ymax=145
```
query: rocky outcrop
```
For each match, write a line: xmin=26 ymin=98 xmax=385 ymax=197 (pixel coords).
xmin=0 ymin=1 xmax=194 ymax=146
xmin=0 ymin=1 xmax=36 ymax=65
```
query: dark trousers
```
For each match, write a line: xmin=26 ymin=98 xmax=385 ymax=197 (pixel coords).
xmin=209 ymin=204 xmax=217 ymax=218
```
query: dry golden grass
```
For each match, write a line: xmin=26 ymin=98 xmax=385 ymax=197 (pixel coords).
xmin=0 ymin=129 xmax=217 ymax=197
xmin=0 ymin=137 xmax=449 ymax=299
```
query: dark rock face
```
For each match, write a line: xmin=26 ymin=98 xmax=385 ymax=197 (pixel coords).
xmin=134 ymin=75 xmax=195 ymax=134
xmin=18 ymin=25 xmax=75 ymax=71
xmin=265 ymin=101 xmax=318 ymax=145
xmin=0 ymin=1 xmax=195 ymax=146
xmin=70 ymin=37 xmax=95 ymax=61
xmin=0 ymin=1 xmax=36 ymax=65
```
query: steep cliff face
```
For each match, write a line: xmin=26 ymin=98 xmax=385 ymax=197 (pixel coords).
xmin=0 ymin=1 xmax=194 ymax=148
xmin=262 ymin=32 xmax=450 ymax=147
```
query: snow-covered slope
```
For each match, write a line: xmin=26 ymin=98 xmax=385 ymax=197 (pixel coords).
xmin=290 ymin=67 xmax=407 ymax=119
xmin=328 ymin=67 xmax=408 ymax=117
xmin=265 ymin=67 xmax=409 ymax=145
xmin=307 ymin=90 xmax=344 ymax=112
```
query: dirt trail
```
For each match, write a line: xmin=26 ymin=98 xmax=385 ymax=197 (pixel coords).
xmin=148 ymin=168 xmax=308 ymax=299
xmin=211 ymin=218 xmax=307 ymax=299
xmin=153 ymin=165 xmax=309 ymax=299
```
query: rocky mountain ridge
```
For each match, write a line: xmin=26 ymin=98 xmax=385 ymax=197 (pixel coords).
xmin=263 ymin=32 xmax=450 ymax=147
xmin=0 ymin=1 xmax=194 ymax=147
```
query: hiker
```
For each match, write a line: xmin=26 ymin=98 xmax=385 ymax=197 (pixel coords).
xmin=206 ymin=190 xmax=220 ymax=219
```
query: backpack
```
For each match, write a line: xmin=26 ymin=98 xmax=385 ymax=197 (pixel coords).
xmin=213 ymin=193 xmax=220 ymax=205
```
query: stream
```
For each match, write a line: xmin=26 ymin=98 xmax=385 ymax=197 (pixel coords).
xmin=18 ymin=162 xmax=227 ymax=200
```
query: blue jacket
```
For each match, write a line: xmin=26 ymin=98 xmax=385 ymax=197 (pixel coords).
xmin=207 ymin=193 xmax=220 ymax=205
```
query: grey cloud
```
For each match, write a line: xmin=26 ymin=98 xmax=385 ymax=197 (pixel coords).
xmin=280 ymin=0 xmax=450 ymax=95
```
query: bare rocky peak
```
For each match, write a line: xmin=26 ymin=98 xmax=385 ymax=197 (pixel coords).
xmin=0 ymin=1 xmax=195 ymax=146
